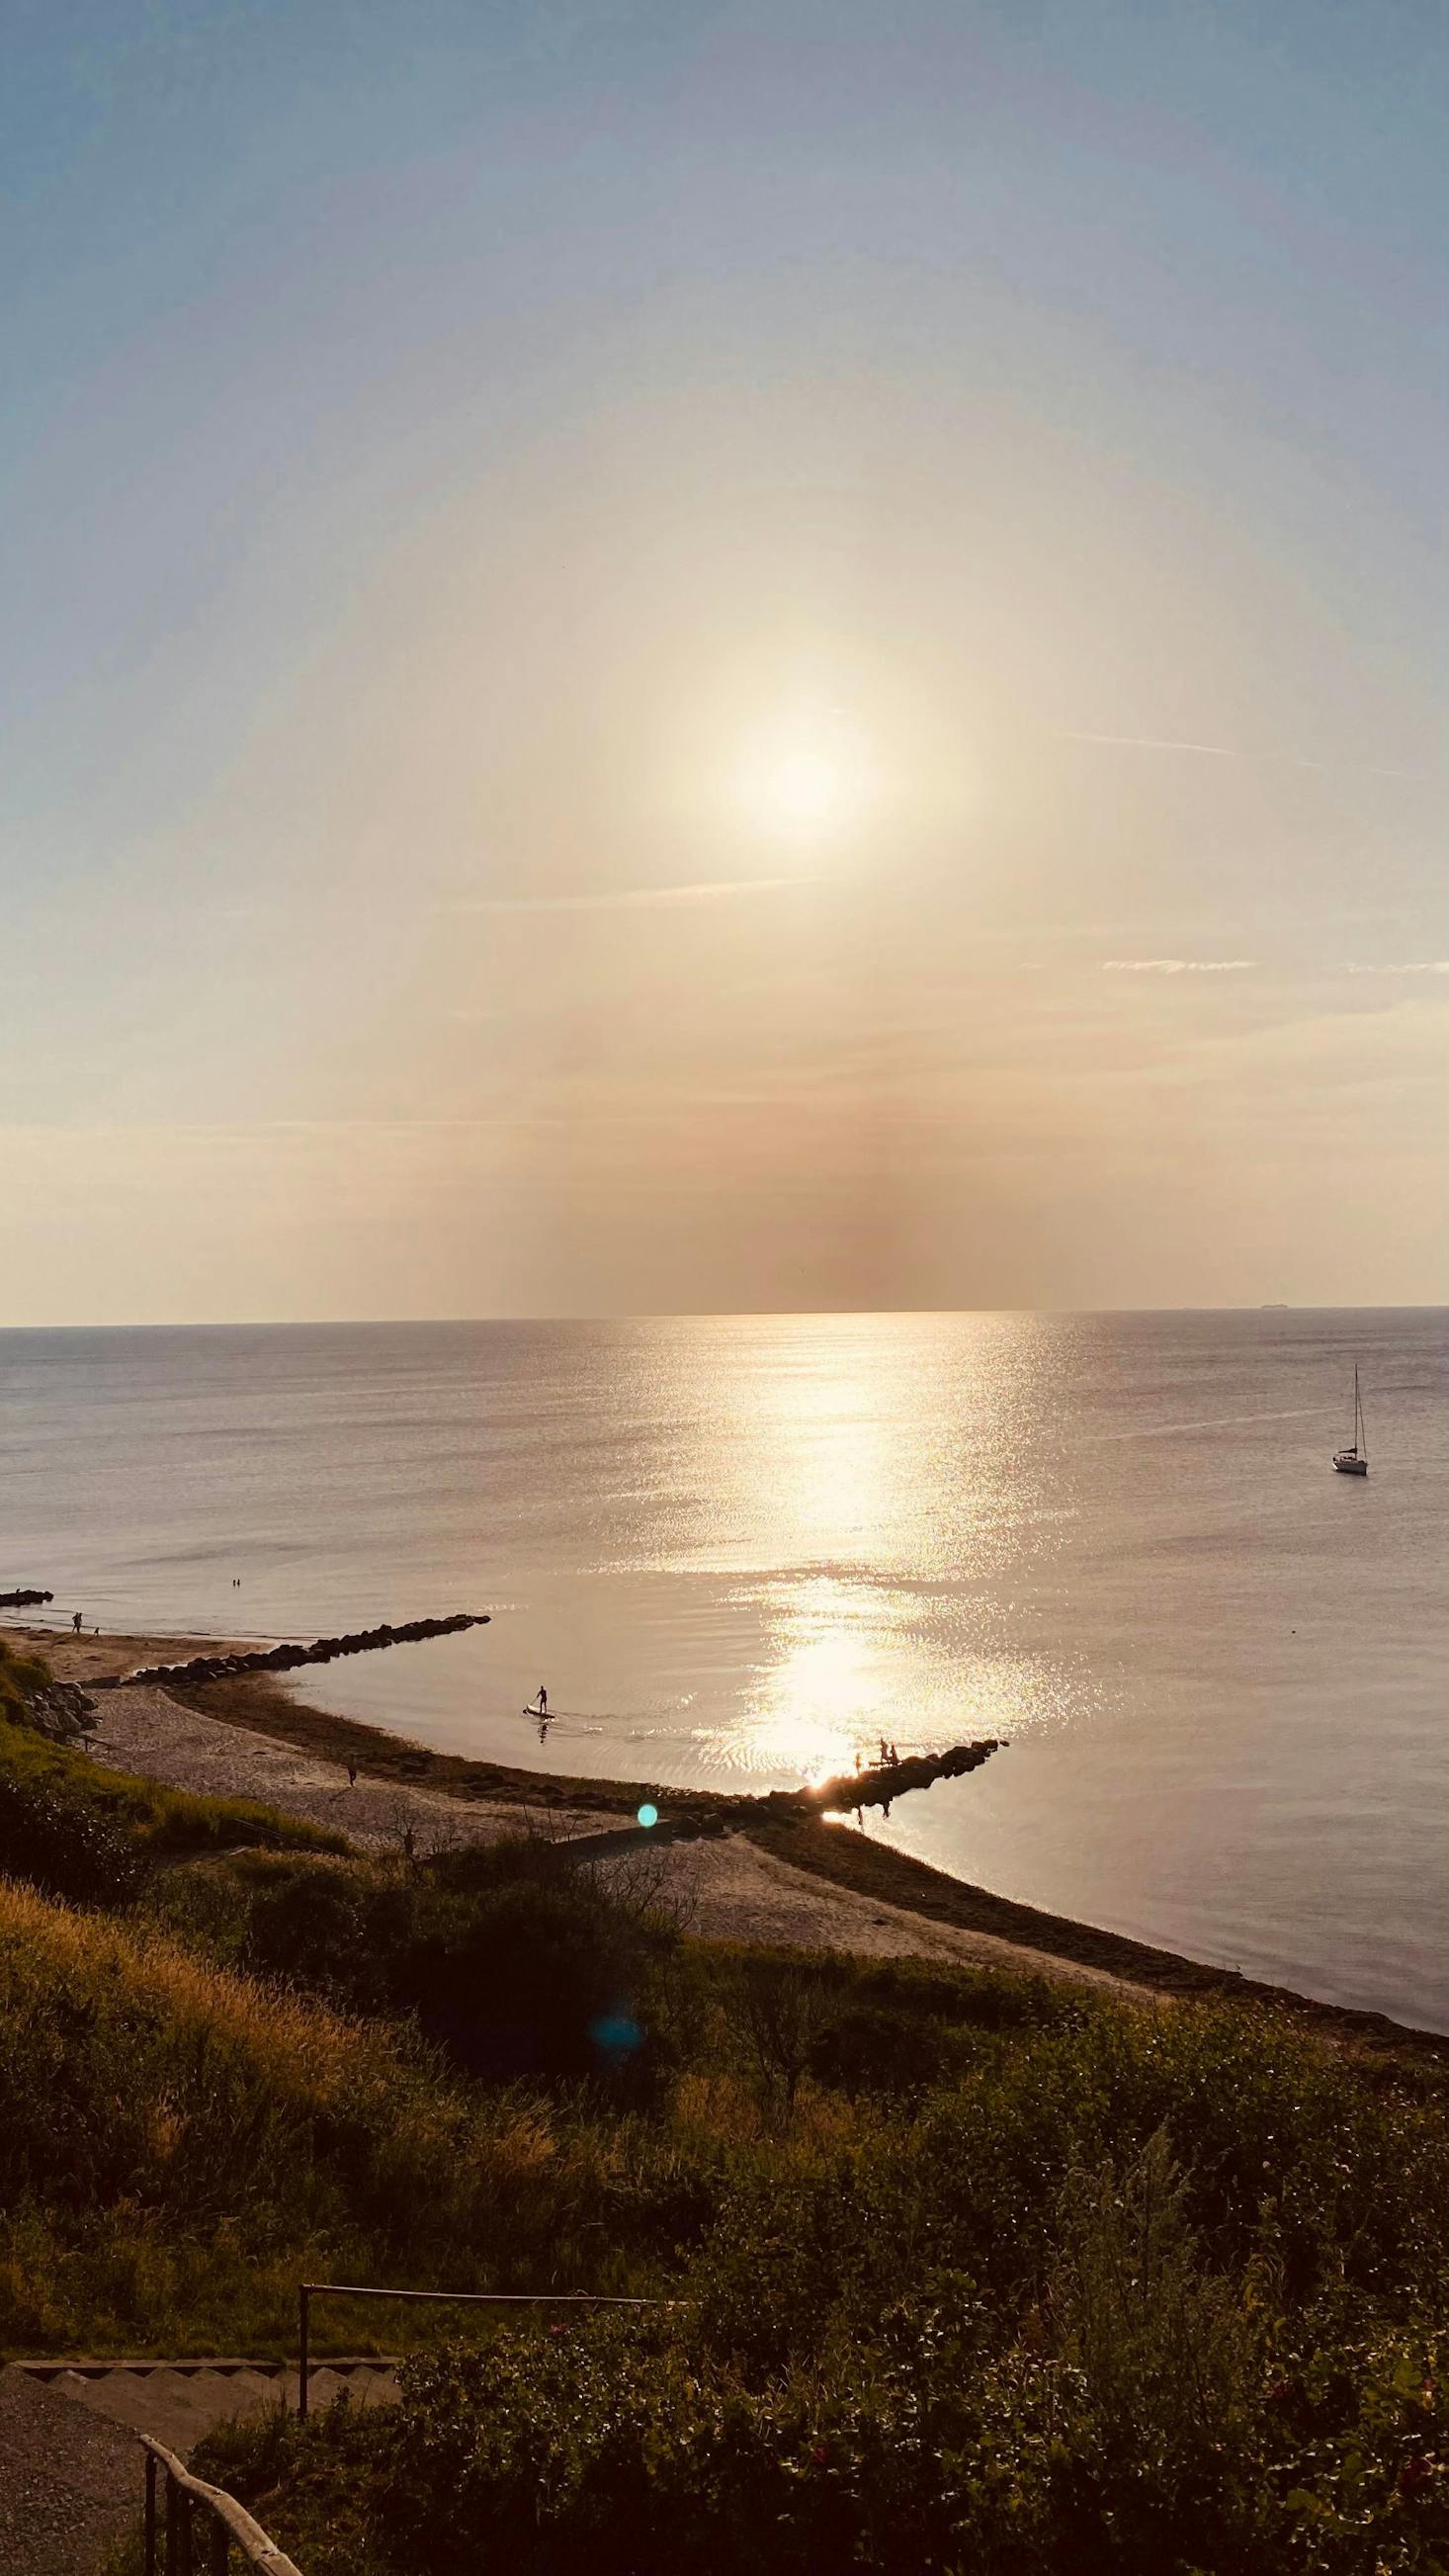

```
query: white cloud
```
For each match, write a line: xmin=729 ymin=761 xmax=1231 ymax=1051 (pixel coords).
xmin=1343 ymin=961 xmax=1449 ymax=977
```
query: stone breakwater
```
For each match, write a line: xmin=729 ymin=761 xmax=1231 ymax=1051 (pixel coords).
xmin=0 ymin=1589 xmax=53 ymax=1610
xmin=91 ymin=1612 xmax=491 ymax=1693
xmin=783 ymin=1739 xmax=1001 ymax=1816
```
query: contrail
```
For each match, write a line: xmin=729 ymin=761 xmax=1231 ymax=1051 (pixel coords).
xmin=1061 ymin=730 xmax=1236 ymax=759
xmin=1059 ymin=730 xmax=1420 ymax=781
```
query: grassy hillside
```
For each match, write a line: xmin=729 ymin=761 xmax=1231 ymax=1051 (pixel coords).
xmin=0 ymin=1868 xmax=688 ymax=2354
xmin=4 ymin=1638 xmax=1448 ymax=2568
xmin=191 ymin=1971 xmax=1449 ymax=2574
xmin=0 ymin=1639 xmax=347 ymax=1894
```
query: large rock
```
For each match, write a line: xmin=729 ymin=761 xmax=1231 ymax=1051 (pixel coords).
xmin=21 ymin=1680 xmax=98 ymax=1745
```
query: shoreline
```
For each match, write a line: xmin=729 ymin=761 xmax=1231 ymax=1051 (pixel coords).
xmin=8 ymin=1622 xmax=1449 ymax=2066
xmin=4 ymin=1622 xmax=678 ymax=1817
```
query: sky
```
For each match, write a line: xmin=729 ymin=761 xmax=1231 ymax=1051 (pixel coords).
xmin=2 ymin=0 xmax=1445 ymax=1322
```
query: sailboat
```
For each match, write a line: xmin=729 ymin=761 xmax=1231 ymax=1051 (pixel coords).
xmin=1332 ymin=1366 xmax=1369 ymax=1476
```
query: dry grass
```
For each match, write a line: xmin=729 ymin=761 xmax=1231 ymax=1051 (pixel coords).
xmin=0 ymin=1875 xmax=664 ymax=2356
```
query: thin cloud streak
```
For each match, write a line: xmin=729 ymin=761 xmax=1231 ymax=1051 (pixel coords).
xmin=1061 ymin=731 xmax=1420 ymax=780
xmin=1343 ymin=961 xmax=1449 ymax=977
xmin=1102 ymin=959 xmax=1257 ymax=975
xmin=455 ymin=878 xmax=814 ymax=914
xmin=1064 ymin=730 xmax=1236 ymax=759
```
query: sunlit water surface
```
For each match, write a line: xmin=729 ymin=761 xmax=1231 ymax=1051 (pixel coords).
xmin=3 ymin=1312 xmax=1446 ymax=2027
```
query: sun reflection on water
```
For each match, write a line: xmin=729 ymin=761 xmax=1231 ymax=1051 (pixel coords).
xmin=706 ymin=1573 xmax=1097 ymax=1788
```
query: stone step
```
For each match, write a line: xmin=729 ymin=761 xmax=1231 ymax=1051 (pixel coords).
xmin=38 ymin=2360 xmax=399 ymax=2459
xmin=59 ymin=2367 xmax=240 ymax=2454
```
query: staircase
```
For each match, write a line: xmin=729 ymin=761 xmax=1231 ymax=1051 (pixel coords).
xmin=9 ymin=2357 xmax=398 ymax=2457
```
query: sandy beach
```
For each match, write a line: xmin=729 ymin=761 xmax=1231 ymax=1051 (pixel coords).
xmin=8 ymin=1620 xmax=1448 ymax=2058
xmin=5 ymin=1621 xmax=1130 ymax=1988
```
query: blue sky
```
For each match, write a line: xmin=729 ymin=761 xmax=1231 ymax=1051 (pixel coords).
xmin=3 ymin=0 xmax=1445 ymax=1317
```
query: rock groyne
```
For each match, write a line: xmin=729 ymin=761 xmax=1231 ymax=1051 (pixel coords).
xmin=781 ymin=1739 xmax=1001 ymax=1816
xmin=0 ymin=1589 xmax=53 ymax=1610
xmin=93 ymin=1612 xmax=491 ymax=1693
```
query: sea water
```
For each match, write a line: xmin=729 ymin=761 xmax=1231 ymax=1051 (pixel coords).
xmin=2 ymin=1310 xmax=1445 ymax=2028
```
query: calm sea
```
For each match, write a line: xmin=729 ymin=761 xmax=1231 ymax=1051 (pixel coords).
xmin=3 ymin=1312 xmax=1446 ymax=2028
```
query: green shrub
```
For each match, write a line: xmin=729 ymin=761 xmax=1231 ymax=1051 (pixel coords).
xmin=150 ymin=1835 xmax=680 ymax=2094
xmin=0 ymin=1773 xmax=144 ymax=1908
xmin=808 ymin=1998 xmax=951 ymax=2096
xmin=0 ymin=1641 xmax=51 ymax=1726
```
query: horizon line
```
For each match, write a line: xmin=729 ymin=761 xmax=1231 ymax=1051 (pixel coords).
xmin=1 ymin=1303 xmax=1443 ymax=1333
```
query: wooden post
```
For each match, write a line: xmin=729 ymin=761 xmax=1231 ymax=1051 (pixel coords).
xmin=165 ymin=2468 xmax=180 ymax=2576
xmin=208 ymin=2504 xmax=229 ymax=2573
xmin=144 ymin=2451 xmax=157 ymax=2576
xmin=178 ymin=2482 xmax=195 ymax=2576
xmin=298 ymin=2281 xmax=310 ymax=2421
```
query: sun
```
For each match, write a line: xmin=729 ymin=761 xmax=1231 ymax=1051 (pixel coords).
xmin=734 ymin=716 xmax=872 ymax=842
xmin=762 ymin=747 xmax=846 ymax=832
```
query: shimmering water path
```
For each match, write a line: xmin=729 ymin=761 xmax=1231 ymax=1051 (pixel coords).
xmin=3 ymin=1311 xmax=1445 ymax=2027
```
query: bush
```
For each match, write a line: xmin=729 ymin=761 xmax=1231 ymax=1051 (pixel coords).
xmin=808 ymin=1999 xmax=951 ymax=2096
xmin=151 ymin=1834 xmax=681 ymax=2093
xmin=0 ymin=1640 xmax=51 ymax=1726
xmin=0 ymin=1774 xmax=143 ymax=1908
xmin=194 ymin=1994 xmax=1449 ymax=2575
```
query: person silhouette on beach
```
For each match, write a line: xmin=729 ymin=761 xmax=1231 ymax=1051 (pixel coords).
xmin=72 ymin=1610 xmax=83 ymax=1634
xmin=347 ymin=1761 xmax=358 ymax=1788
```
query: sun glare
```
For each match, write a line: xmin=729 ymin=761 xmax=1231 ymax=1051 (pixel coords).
xmin=734 ymin=716 xmax=872 ymax=843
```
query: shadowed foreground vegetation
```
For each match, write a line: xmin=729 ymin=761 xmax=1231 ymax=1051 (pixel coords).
xmin=3 ymin=1644 xmax=1448 ymax=2570
xmin=190 ymin=1968 xmax=1449 ymax=2576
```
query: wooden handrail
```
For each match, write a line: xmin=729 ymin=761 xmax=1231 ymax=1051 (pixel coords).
xmin=140 ymin=2436 xmax=304 ymax=2575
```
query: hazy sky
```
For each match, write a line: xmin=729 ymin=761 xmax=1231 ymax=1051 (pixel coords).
xmin=3 ymin=0 xmax=1445 ymax=1321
